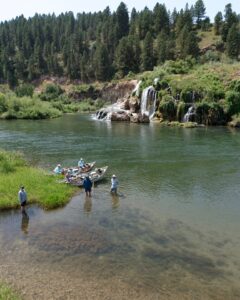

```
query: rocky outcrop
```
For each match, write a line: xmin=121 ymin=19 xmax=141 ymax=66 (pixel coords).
xmin=101 ymin=80 xmax=138 ymax=102
xmin=111 ymin=111 xmax=131 ymax=121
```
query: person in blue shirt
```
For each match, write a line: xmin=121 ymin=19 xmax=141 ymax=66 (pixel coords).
xmin=18 ymin=186 xmax=27 ymax=213
xmin=83 ymin=175 xmax=93 ymax=197
xmin=110 ymin=174 xmax=119 ymax=194
xmin=53 ymin=164 xmax=63 ymax=174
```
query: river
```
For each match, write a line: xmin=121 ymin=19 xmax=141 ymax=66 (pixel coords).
xmin=0 ymin=114 xmax=240 ymax=299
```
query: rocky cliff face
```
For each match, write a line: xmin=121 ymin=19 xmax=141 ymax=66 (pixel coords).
xmin=101 ymin=80 xmax=138 ymax=102
xmin=67 ymin=80 xmax=138 ymax=102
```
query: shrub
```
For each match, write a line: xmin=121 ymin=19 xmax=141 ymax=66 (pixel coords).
xmin=40 ymin=84 xmax=64 ymax=101
xmin=228 ymin=80 xmax=240 ymax=93
xmin=15 ymin=83 xmax=34 ymax=97
xmin=0 ymin=93 xmax=7 ymax=113
xmin=0 ymin=95 xmax=62 ymax=120
xmin=159 ymin=99 xmax=177 ymax=121
xmin=176 ymin=101 xmax=186 ymax=121
xmin=163 ymin=59 xmax=195 ymax=74
xmin=201 ymin=50 xmax=221 ymax=63
xmin=196 ymin=101 xmax=226 ymax=125
xmin=225 ymin=91 xmax=240 ymax=116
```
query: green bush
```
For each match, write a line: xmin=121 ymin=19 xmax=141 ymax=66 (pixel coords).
xmin=15 ymin=83 xmax=34 ymax=97
xmin=159 ymin=99 xmax=177 ymax=121
xmin=225 ymin=91 xmax=240 ymax=116
xmin=0 ymin=93 xmax=7 ymax=113
xmin=163 ymin=59 xmax=195 ymax=74
xmin=40 ymin=84 xmax=64 ymax=101
xmin=201 ymin=50 xmax=221 ymax=63
xmin=176 ymin=101 xmax=186 ymax=121
xmin=0 ymin=95 xmax=62 ymax=120
xmin=228 ymin=80 xmax=240 ymax=93
xmin=196 ymin=101 xmax=226 ymax=125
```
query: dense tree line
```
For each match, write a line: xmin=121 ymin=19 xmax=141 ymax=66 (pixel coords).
xmin=0 ymin=0 xmax=239 ymax=87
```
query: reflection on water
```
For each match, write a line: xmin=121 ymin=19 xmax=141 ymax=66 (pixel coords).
xmin=0 ymin=115 xmax=240 ymax=298
xmin=84 ymin=196 xmax=92 ymax=214
xmin=21 ymin=211 xmax=29 ymax=234
xmin=111 ymin=193 xmax=120 ymax=211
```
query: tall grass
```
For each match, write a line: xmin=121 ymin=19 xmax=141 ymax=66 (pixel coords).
xmin=0 ymin=94 xmax=62 ymax=119
xmin=0 ymin=150 xmax=77 ymax=210
xmin=0 ymin=283 xmax=21 ymax=300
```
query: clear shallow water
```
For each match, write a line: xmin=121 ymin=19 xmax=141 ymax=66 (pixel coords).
xmin=0 ymin=114 xmax=240 ymax=299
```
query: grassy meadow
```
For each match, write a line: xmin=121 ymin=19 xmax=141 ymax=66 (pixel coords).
xmin=0 ymin=283 xmax=21 ymax=300
xmin=0 ymin=149 xmax=77 ymax=210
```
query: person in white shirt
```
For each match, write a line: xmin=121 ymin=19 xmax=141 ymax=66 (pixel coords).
xmin=78 ymin=158 xmax=85 ymax=169
xmin=110 ymin=175 xmax=119 ymax=194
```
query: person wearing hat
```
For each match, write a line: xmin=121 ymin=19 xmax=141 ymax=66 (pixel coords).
xmin=18 ymin=186 xmax=27 ymax=213
xmin=110 ymin=174 xmax=119 ymax=194
xmin=83 ymin=175 xmax=93 ymax=197
xmin=53 ymin=163 xmax=63 ymax=174
xmin=78 ymin=158 xmax=85 ymax=169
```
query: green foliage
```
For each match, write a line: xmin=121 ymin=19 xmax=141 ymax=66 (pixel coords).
xmin=0 ymin=150 xmax=26 ymax=174
xmin=40 ymin=84 xmax=64 ymax=101
xmin=0 ymin=283 xmax=21 ymax=300
xmin=141 ymin=32 xmax=154 ymax=71
xmin=0 ymin=95 xmax=62 ymax=120
xmin=226 ymin=24 xmax=240 ymax=59
xmin=0 ymin=93 xmax=7 ymax=113
xmin=0 ymin=149 xmax=77 ymax=210
xmin=225 ymin=91 xmax=240 ymax=116
xmin=228 ymin=80 xmax=240 ymax=93
xmin=214 ymin=12 xmax=223 ymax=35
xmin=159 ymin=99 xmax=177 ymax=120
xmin=15 ymin=83 xmax=34 ymax=97
xmin=195 ymin=101 xmax=225 ymax=125
xmin=176 ymin=101 xmax=186 ymax=121
xmin=200 ymin=50 xmax=221 ymax=63
xmin=163 ymin=59 xmax=195 ymax=74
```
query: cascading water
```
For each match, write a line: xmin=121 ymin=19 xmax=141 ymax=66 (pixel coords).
xmin=183 ymin=106 xmax=195 ymax=122
xmin=141 ymin=86 xmax=157 ymax=119
xmin=132 ymin=80 xmax=142 ymax=97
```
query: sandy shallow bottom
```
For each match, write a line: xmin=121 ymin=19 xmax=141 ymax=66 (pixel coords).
xmin=1 ymin=192 xmax=240 ymax=300
xmin=1 ymin=259 xmax=240 ymax=300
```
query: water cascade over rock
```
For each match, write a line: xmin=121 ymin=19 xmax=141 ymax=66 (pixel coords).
xmin=183 ymin=106 xmax=195 ymax=122
xmin=140 ymin=86 xmax=157 ymax=119
xmin=96 ymin=80 xmax=157 ymax=123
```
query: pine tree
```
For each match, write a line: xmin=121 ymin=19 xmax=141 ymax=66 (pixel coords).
xmin=141 ymin=32 xmax=154 ymax=71
xmin=194 ymin=0 xmax=206 ymax=28
xmin=93 ymin=43 xmax=110 ymax=81
xmin=222 ymin=4 xmax=239 ymax=42
xmin=116 ymin=2 xmax=129 ymax=39
xmin=226 ymin=24 xmax=240 ymax=59
xmin=153 ymin=3 xmax=170 ymax=35
xmin=214 ymin=12 xmax=223 ymax=35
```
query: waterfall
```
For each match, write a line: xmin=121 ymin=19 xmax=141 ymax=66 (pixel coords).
xmin=141 ymin=86 xmax=157 ymax=119
xmin=183 ymin=106 xmax=195 ymax=122
xmin=132 ymin=80 xmax=142 ymax=97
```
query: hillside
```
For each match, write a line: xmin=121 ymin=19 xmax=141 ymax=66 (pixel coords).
xmin=0 ymin=1 xmax=239 ymax=88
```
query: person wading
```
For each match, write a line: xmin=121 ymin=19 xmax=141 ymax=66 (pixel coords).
xmin=83 ymin=175 xmax=93 ymax=197
xmin=18 ymin=186 xmax=27 ymax=213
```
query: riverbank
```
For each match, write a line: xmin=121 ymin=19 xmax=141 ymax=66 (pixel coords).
xmin=0 ymin=149 xmax=77 ymax=210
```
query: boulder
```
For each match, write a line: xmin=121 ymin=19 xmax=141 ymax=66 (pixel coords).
xmin=130 ymin=113 xmax=139 ymax=123
xmin=138 ymin=113 xmax=150 ymax=123
xmin=111 ymin=111 xmax=130 ymax=121
xmin=129 ymin=96 xmax=140 ymax=113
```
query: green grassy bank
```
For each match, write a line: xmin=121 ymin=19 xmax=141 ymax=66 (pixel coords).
xmin=0 ymin=149 xmax=77 ymax=210
xmin=0 ymin=283 xmax=21 ymax=300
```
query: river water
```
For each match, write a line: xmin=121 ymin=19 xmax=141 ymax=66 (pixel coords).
xmin=0 ymin=114 xmax=240 ymax=299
